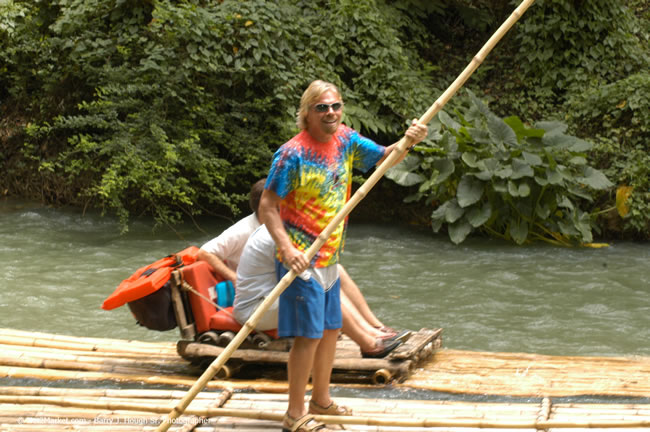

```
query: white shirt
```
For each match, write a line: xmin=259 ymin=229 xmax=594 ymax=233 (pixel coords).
xmin=233 ymin=225 xmax=279 ymax=329
xmin=199 ymin=214 xmax=260 ymax=272
xmin=232 ymin=225 xmax=339 ymax=329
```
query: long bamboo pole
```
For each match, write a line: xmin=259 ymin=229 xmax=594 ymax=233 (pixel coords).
xmin=155 ymin=1 xmax=536 ymax=430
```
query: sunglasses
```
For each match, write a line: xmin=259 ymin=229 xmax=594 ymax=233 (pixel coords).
xmin=313 ymin=102 xmax=343 ymax=113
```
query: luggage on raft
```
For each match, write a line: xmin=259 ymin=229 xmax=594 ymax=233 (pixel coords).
xmin=126 ymin=283 xmax=177 ymax=331
xmin=101 ymin=246 xmax=278 ymax=345
xmin=101 ymin=246 xmax=199 ymax=331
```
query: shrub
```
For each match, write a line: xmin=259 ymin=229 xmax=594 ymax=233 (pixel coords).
xmin=2 ymin=0 xmax=436 ymax=230
xmin=514 ymin=0 xmax=647 ymax=93
xmin=387 ymin=90 xmax=613 ymax=245
xmin=566 ymin=72 xmax=650 ymax=237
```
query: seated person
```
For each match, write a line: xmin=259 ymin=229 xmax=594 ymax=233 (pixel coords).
xmin=233 ymin=224 xmax=406 ymax=358
xmin=198 ymin=179 xmax=405 ymax=357
xmin=197 ymin=179 xmax=265 ymax=286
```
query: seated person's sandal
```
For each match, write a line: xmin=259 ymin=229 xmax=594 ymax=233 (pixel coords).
xmin=282 ymin=413 xmax=335 ymax=432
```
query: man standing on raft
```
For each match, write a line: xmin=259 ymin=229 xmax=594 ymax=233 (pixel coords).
xmin=259 ymin=80 xmax=428 ymax=431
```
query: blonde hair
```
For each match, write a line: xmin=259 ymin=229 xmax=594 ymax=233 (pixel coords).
xmin=296 ymin=80 xmax=342 ymax=130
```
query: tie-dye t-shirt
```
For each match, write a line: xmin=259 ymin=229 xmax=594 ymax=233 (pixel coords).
xmin=265 ymin=124 xmax=385 ymax=268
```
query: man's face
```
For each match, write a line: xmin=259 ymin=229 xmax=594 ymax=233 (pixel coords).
xmin=305 ymin=90 xmax=343 ymax=141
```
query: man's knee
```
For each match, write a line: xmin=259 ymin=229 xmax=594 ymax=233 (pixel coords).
xmin=293 ymin=336 xmax=322 ymax=350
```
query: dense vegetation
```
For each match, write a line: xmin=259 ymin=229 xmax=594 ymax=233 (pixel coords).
xmin=1 ymin=0 xmax=648 ymax=242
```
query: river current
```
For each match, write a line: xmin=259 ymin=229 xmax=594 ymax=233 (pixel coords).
xmin=1 ymin=199 xmax=648 ymax=358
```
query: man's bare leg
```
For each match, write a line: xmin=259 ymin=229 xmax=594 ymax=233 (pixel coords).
xmin=340 ymin=297 xmax=376 ymax=351
xmin=286 ymin=336 xmax=319 ymax=419
xmin=341 ymin=293 xmax=384 ymax=342
xmin=309 ymin=328 xmax=340 ymax=408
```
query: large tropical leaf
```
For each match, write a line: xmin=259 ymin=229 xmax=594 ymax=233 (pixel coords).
xmin=467 ymin=202 xmax=492 ymax=227
xmin=569 ymin=156 xmax=587 ymax=165
xmin=567 ymin=185 xmax=593 ymax=201
xmin=574 ymin=209 xmax=593 ymax=243
xmin=462 ymin=152 xmax=479 ymax=167
xmin=615 ymin=185 xmax=633 ymax=217
xmin=438 ymin=131 xmax=458 ymax=154
xmin=507 ymin=180 xmax=530 ymax=197
xmin=542 ymin=130 xmax=573 ymax=148
xmin=445 ymin=199 xmax=465 ymax=223
xmin=433 ymin=158 xmax=455 ymax=185
xmin=385 ymin=154 xmax=425 ymax=186
xmin=457 ymin=175 xmax=484 ymax=207
xmin=536 ymin=121 xmax=567 ymax=134
xmin=578 ymin=167 xmax=613 ymax=190
xmin=536 ymin=201 xmax=551 ymax=219
xmin=438 ymin=110 xmax=461 ymax=131
xmin=495 ymin=166 xmax=513 ymax=179
xmin=558 ymin=195 xmax=575 ymax=210
xmin=431 ymin=201 xmax=449 ymax=222
xmin=468 ymin=127 xmax=491 ymax=145
xmin=431 ymin=216 xmax=444 ymax=233
xmin=509 ymin=219 xmax=528 ymax=244
xmin=546 ymin=167 xmax=563 ymax=185
xmin=467 ymin=89 xmax=492 ymax=118
xmin=568 ymin=137 xmax=592 ymax=152
xmin=504 ymin=116 xmax=544 ymax=141
xmin=449 ymin=219 xmax=472 ymax=244
xmin=487 ymin=115 xmax=518 ymax=148
xmin=522 ymin=151 xmax=543 ymax=166
xmin=511 ymin=158 xmax=534 ymax=179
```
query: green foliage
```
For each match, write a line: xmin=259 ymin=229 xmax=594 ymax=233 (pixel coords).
xmin=387 ymin=90 xmax=613 ymax=245
xmin=1 ymin=0 xmax=436 ymax=230
xmin=514 ymin=0 xmax=647 ymax=92
xmin=456 ymin=0 xmax=649 ymax=239
xmin=481 ymin=1 xmax=649 ymax=122
xmin=566 ymin=71 xmax=650 ymax=236
xmin=2 ymin=0 xmax=648 ymax=241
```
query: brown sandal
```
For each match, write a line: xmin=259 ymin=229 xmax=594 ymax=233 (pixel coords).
xmin=308 ymin=400 xmax=351 ymax=430
xmin=309 ymin=399 xmax=353 ymax=416
xmin=282 ymin=412 xmax=334 ymax=432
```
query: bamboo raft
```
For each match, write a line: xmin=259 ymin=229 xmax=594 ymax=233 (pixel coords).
xmin=1 ymin=329 xmax=649 ymax=430
xmin=176 ymin=327 xmax=441 ymax=384
xmin=2 ymin=329 xmax=649 ymax=398
xmin=1 ymin=385 xmax=650 ymax=431
xmin=0 ymin=327 xmax=441 ymax=386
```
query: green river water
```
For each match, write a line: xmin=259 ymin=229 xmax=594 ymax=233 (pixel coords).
xmin=2 ymin=198 xmax=648 ymax=359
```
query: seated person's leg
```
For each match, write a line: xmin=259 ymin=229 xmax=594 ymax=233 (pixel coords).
xmin=341 ymin=292 xmax=385 ymax=338
xmin=340 ymin=294 xmax=376 ymax=352
xmin=340 ymin=264 xmax=400 ymax=332
xmin=341 ymin=293 xmax=402 ymax=357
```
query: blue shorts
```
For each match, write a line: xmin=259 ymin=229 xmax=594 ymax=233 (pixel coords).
xmin=275 ymin=260 xmax=342 ymax=339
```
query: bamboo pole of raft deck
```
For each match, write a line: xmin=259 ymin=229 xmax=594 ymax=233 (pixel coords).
xmin=4 ymin=396 xmax=650 ymax=429
xmin=155 ymin=1 xmax=537 ymax=430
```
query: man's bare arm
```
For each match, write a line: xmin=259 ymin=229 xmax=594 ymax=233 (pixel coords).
xmin=258 ymin=188 xmax=309 ymax=274
xmin=377 ymin=119 xmax=428 ymax=166
xmin=197 ymin=249 xmax=237 ymax=284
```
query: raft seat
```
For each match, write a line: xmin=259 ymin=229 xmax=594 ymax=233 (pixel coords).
xmin=209 ymin=307 xmax=279 ymax=339
xmin=180 ymin=261 xmax=219 ymax=334
xmin=179 ymin=261 xmax=278 ymax=339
